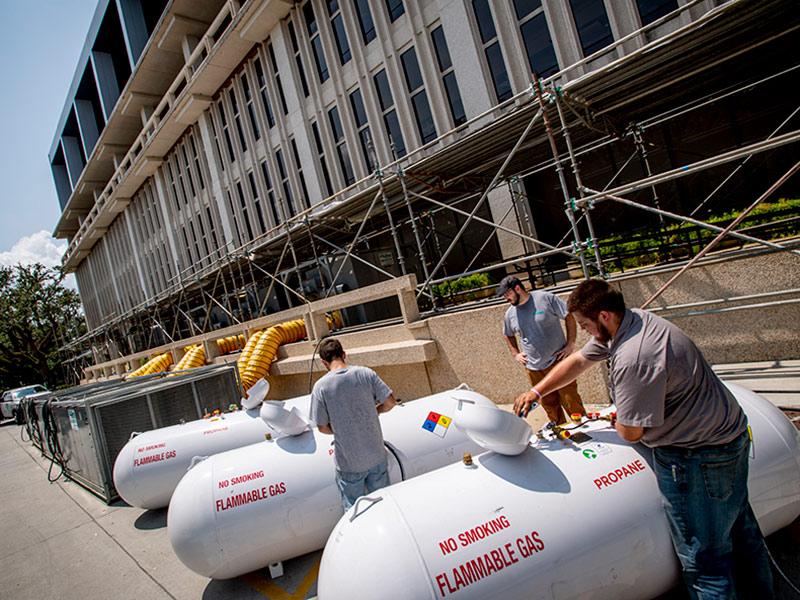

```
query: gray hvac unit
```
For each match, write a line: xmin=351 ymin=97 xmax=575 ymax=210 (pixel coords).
xmin=46 ymin=365 xmax=240 ymax=503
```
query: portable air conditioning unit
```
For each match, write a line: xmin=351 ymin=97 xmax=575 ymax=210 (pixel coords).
xmin=45 ymin=365 xmax=241 ymax=503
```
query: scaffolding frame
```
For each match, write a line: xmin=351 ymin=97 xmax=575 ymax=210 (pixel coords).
xmin=62 ymin=0 xmax=800 ymax=371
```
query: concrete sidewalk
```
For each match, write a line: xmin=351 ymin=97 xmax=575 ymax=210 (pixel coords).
xmin=0 ymin=421 xmax=319 ymax=600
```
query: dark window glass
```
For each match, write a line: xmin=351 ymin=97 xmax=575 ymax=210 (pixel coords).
xmin=411 ymin=92 xmax=436 ymax=144
xmin=400 ymin=47 xmax=423 ymax=92
xmin=241 ymin=73 xmax=261 ymax=140
xmin=636 ymin=0 xmax=678 ymax=25
xmin=349 ymin=89 xmax=368 ymax=128
xmin=431 ymin=26 xmax=452 ymax=71
xmin=443 ymin=72 xmax=466 ymax=125
xmin=336 ymin=144 xmax=355 ymax=185
xmin=383 ymin=110 xmax=405 ymax=157
xmin=303 ymin=2 xmax=318 ymax=36
xmin=311 ymin=121 xmax=334 ymax=196
xmin=288 ymin=21 xmax=310 ymax=97
xmin=472 ymin=0 xmax=496 ymax=43
xmin=311 ymin=37 xmax=329 ymax=82
xmin=275 ymin=149 xmax=296 ymax=217
xmin=486 ymin=42 xmax=512 ymax=101
xmin=384 ymin=0 xmax=404 ymax=22
xmin=353 ymin=0 xmax=376 ymax=44
xmin=260 ymin=161 xmax=280 ymax=224
xmin=229 ymin=89 xmax=247 ymax=152
xmin=519 ymin=12 xmax=558 ymax=77
xmin=312 ymin=121 xmax=324 ymax=152
xmin=569 ymin=0 xmax=613 ymax=56
xmin=248 ymin=172 xmax=267 ymax=233
xmin=374 ymin=69 xmax=393 ymax=111
xmin=267 ymin=45 xmax=289 ymax=114
xmin=254 ymin=58 xmax=275 ymax=128
xmin=328 ymin=106 xmax=344 ymax=140
xmin=218 ymin=104 xmax=235 ymax=162
xmin=331 ymin=15 xmax=351 ymax=64
xmin=513 ymin=0 xmax=542 ymax=20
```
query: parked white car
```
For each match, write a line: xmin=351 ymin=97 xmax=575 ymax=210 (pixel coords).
xmin=1 ymin=385 xmax=48 ymax=424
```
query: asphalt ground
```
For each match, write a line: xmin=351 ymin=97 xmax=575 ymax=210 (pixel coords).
xmin=1 ymin=414 xmax=798 ymax=600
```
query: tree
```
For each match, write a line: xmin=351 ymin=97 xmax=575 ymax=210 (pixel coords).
xmin=0 ymin=264 xmax=86 ymax=390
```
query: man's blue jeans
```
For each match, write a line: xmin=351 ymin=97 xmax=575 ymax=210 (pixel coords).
xmin=335 ymin=458 xmax=390 ymax=511
xmin=653 ymin=430 xmax=773 ymax=599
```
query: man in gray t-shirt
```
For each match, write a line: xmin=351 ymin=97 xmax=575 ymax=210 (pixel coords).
xmin=309 ymin=338 xmax=396 ymax=510
xmin=513 ymin=279 xmax=772 ymax=598
xmin=499 ymin=275 xmax=585 ymax=424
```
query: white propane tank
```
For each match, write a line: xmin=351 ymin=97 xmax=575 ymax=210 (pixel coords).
xmin=318 ymin=384 xmax=800 ymax=600
xmin=113 ymin=394 xmax=310 ymax=509
xmin=167 ymin=388 xmax=495 ymax=579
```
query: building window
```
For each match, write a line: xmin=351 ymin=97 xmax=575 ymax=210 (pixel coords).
xmin=268 ymin=43 xmax=289 ymax=115
xmin=216 ymin=102 xmax=236 ymax=163
xmin=514 ymin=0 xmax=558 ymax=78
xmin=328 ymin=105 xmax=355 ymax=185
xmin=373 ymin=69 xmax=406 ymax=157
xmin=228 ymin=88 xmax=247 ymax=153
xmin=569 ymin=0 xmax=613 ymax=57
xmin=288 ymin=21 xmax=310 ymax=98
xmin=236 ymin=180 xmax=255 ymax=241
xmin=248 ymin=171 xmax=267 ymax=234
xmin=260 ymin=160 xmax=281 ymax=225
xmin=311 ymin=121 xmax=334 ymax=196
xmin=384 ymin=0 xmax=404 ymax=22
xmin=353 ymin=0 xmax=376 ymax=45
xmin=400 ymin=46 xmax=437 ymax=144
xmin=275 ymin=148 xmax=296 ymax=217
xmin=636 ymin=0 xmax=677 ymax=26
xmin=327 ymin=1 xmax=351 ymax=65
xmin=471 ymin=0 xmax=512 ymax=103
xmin=349 ymin=88 xmax=374 ymax=171
xmin=290 ymin=138 xmax=310 ymax=209
xmin=254 ymin=58 xmax=276 ymax=128
xmin=430 ymin=26 xmax=466 ymax=127
xmin=240 ymin=72 xmax=261 ymax=141
xmin=303 ymin=2 xmax=329 ymax=83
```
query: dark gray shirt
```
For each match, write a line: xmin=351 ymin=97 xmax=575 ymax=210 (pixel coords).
xmin=309 ymin=365 xmax=393 ymax=472
xmin=581 ymin=309 xmax=746 ymax=448
xmin=503 ymin=291 xmax=569 ymax=371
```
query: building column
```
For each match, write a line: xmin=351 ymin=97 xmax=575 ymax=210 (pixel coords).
xmin=74 ymin=99 xmax=100 ymax=159
xmin=61 ymin=137 xmax=85 ymax=188
xmin=116 ymin=0 xmax=149 ymax=68
xmin=91 ymin=51 xmax=120 ymax=121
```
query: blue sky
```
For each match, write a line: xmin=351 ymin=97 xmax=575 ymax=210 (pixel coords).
xmin=0 ymin=0 xmax=97 ymax=270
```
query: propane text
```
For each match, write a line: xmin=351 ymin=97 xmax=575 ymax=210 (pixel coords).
xmin=593 ymin=459 xmax=646 ymax=490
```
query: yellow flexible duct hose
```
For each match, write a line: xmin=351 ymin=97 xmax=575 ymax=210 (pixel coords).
xmin=174 ymin=345 xmax=206 ymax=371
xmin=173 ymin=345 xmax=197 ymax=370
xmin=128 ymin=352 xmax=173 ymax=378
xmin=237 ymin=330 xmax=264 ymax=378
xmin=241 ymin=318 xmax=307 ymax=392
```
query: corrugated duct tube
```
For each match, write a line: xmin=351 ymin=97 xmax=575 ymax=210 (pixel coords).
xmin=174 ymin=344 xmax=206 ymax=371
xmin=217 ymin=334 xmax=246 ymax=355
xmin=236 ymin=329 xmax=264 ymax=379
xmin=128 ymin=352 xmax=173 ymax=378
xmin=241 ymin=319 xmax=307 ymax=392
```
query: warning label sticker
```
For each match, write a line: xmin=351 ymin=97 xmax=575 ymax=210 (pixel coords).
xmin=422 ymin=412 xmax=452 ymax=438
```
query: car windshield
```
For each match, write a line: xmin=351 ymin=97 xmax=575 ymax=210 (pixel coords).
xmin=13 ymin=386 xmax=46 ymax=400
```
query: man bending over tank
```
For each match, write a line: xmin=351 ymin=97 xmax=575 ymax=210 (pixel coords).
xmin=514 ymin=279 xmax=773 ymax=599
xmin=310 ymin=338 xmax=397 ymax=510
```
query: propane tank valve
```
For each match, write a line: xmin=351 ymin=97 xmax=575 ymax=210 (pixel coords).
xmin=462 ymin=452 xmax=474 ymax=466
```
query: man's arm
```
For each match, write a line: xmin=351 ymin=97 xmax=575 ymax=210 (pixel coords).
xmin=377 ymin=394 xmax=397 ymax=414
xmin=513 ymin=351 xmax=594 ymax=416
xmin=615 ymin=422 xmax=644 ymax=442
xmin=553 ymin=314 xmax=577 ymax=361
xmin=505 ymin=335 xmax=527 ymax=366
xmin=317 ymin=423 xmax=333 ymax=435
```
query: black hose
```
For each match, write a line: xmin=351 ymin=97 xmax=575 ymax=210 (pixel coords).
xmin=41 ymin=400 xmax=68 ymax=483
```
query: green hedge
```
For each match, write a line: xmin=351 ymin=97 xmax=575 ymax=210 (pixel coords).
xmin=433 ymin=273 xmax=491 ymax=299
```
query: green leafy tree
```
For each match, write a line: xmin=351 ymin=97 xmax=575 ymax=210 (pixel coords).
xmin=0 ymin=264 xmax=85 ymax=390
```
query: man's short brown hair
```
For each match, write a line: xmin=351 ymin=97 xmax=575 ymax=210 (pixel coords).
xmin=567 ymin=279 xmax=626 ymax=320
xmin=319 ymin=337 xmax=345 ymax=363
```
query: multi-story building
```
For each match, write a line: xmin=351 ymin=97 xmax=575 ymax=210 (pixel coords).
xmin=50 ymin=0 xmax=798 ymax=365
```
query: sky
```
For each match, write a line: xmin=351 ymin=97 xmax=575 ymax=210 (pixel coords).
xmin=0 ymin=0 xmax=98 ymax=277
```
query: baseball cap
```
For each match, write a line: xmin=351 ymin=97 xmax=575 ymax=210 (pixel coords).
xmin=496 ymin=275 xmax=523 ymax=297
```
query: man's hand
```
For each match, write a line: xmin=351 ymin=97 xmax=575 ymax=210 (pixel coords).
xmin=553 ymin=342 xmax=575 ymax=362
xmin=514 ymin=352 xmax=527 ymax=366
xmin=513 ymin=391 xmax=538 ymax=417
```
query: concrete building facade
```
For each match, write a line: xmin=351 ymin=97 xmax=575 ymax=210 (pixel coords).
xmin=49 ymin=0 xmax=797 ymax=368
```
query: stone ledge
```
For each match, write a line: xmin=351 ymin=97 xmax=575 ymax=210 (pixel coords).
xmin=268 ymin=339 xmax=438 ymax=376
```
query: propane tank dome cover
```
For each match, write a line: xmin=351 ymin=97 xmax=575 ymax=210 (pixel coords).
xmin=452 ymin=399 xmax=532 ymax=455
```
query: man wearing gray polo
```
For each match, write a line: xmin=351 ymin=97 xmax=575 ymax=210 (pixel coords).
xmin=310 ymin=337 xmax=397 ymax=510
xmin=514 ymin=279 xmax=772 ymax=598
xmin=499 ymin=275 xmax=585 ymax=424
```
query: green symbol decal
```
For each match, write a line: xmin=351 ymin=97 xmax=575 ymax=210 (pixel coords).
xmin=582 ymin=449 xmax=597 ymax=460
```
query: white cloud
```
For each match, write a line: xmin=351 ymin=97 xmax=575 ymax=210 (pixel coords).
xmin=0 ymin=230 xmax=76 ymax=289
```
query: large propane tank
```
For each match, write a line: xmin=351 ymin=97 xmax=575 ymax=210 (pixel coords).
xmin=167 ymin=388 xmax=498 ymax=579
xmin=113 ymin=392 xmax=310 ymax=509
xmin=318 ymin=384 xmax=800 ymax=600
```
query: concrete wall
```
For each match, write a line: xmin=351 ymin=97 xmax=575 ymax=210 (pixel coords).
xmin=265 ymin=246 xmax=798 ymax=406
